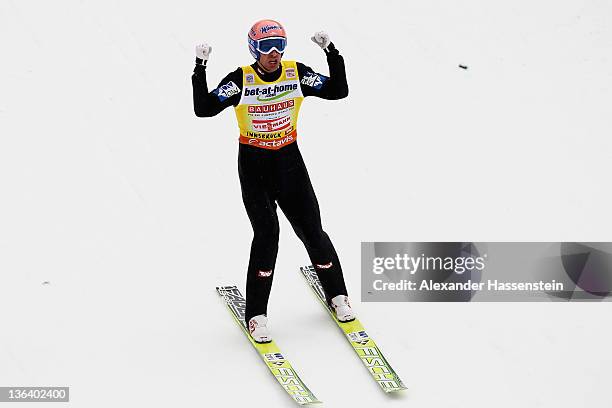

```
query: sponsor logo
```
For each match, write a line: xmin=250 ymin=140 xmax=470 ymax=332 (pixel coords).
xmin=260 ymin=24 xmax=282 ymax=34
xmin=347 ymin=330 xmax=370 ymax=345
xmin=271 ymin=366 xmax=316 ymax=401
xmin=252 ymin=116 xmax=291 ymax=132
xmin=214 ymin=81 xmax=240 ymax=101
xmin=265 ymin=353 xmax=285 ymax=366
xmin=258 ymin=269 xmax=273 ymax=278
xmin=301 ymin=72 xmax=327 ymax=89
xmin=257 ymin=90 xmax=292 ymax=102
xmin=246 ymin=130 xmax=283 ymax=140
xmin=248 ymin=100 xmax=294 ymax=113
xmin=286 ymin=68 xmax=296 ymax=78
xmin=218 ymin=286 xmax=247 ymax=322
xmin=245 ymin=73 xmax=255 ymax=84
xmin=356 ymin=346 xmax=400 ymax=389
xmin=244 ymin=83 xmax=298 ymax=102
xmin=265 ymin=352 xmax=285 ymax=362
xmin=246 ymin=134 xmax=295 ymax=149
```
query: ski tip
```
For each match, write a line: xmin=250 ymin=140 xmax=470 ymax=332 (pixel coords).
xmin=384 ymin=385 xmax=408 ymax=393
xmin=296 ymin=398 xmax=323 ymax=405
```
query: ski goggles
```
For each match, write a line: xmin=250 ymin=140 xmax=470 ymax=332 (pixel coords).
xmin=249 ymin=36 xmax=287 ymax=54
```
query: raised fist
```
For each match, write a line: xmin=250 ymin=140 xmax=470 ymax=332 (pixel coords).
xmin=310 ymin=31 xmax=331 ymax=50
xmin=195 ymin=43 xmax=212 ymax=61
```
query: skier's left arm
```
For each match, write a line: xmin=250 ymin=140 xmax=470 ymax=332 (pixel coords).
xmin=297 ymin=31 xmax=348 ymax=100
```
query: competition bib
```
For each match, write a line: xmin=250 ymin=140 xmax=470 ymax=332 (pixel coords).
xmin=234 ymin=61 xmax=304 ymax=150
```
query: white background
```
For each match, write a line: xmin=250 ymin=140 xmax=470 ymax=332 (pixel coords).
xmin=1 ymin=0 xmax=611 ymax=407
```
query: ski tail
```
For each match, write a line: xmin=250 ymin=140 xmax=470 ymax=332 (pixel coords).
xmin=216 ymin=285 xmax=322 ymax=405
xmin=298 ymin=266 xmax=408 ymax=393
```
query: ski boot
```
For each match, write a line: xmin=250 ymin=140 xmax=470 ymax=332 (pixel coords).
xmin=330 ymin=295 xmax=356 ymax=323
xmin=248 ymin=314 xmax=272 ymax=343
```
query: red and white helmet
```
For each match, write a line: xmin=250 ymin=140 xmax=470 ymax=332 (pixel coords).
xmin=248 ymin=19 xmax=287 ymax=60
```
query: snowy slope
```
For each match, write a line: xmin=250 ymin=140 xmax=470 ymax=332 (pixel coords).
xmin=1 ymin=0 xmax=611 ymax=407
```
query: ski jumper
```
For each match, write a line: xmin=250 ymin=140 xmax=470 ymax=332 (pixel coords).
xmin=192 ymin=44 xmax=349 ymax=325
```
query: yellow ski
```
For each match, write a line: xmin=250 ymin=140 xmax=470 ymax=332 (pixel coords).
xmin=216 ymin=285 xmax=321 ymax=405
xmin=299 ymin=266 xmax=407 ymax=393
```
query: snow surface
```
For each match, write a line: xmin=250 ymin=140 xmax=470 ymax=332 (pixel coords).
xmin=1 ymin=0 xmax=611 ymax=407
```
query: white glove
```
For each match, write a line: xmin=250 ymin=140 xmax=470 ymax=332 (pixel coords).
xmin=310 ymin=31 xmax=331 ymax=50
xmin=195 ymin=43 xmax=212 ymax=61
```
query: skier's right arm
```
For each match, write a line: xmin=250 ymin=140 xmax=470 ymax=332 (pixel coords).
xmin=192 ymin=43 xmax=243 ymax=117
